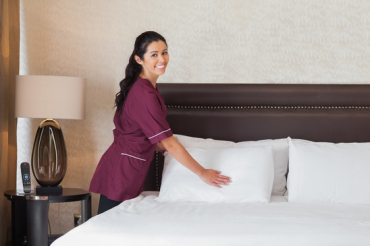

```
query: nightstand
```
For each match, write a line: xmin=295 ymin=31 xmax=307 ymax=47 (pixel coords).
xmin=4 ymin=188 xmax=91 ymax=246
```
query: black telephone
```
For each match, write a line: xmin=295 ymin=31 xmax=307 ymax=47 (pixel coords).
xmin=20 ymin=162 xmax=31 ymax=193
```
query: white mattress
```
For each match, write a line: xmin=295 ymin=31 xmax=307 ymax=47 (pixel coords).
xmin=52 ymin=191 xmax=370 ymax=246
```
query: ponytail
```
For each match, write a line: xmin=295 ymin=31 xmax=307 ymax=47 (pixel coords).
xmin=115 ymin=31 xmax=167 ymax=115
xmin=115 ymin=53 xmax=142 ymax=114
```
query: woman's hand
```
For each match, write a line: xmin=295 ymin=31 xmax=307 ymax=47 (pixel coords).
xmin=199 ymin=169 xmax=232 ymax=188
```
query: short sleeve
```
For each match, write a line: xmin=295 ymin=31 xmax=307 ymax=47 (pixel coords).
xmin=133 ymin=92 xmax=173 ymax=144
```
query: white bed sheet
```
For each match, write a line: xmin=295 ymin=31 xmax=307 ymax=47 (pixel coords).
xmin=52 ymin=191 xmax=370 ymax=246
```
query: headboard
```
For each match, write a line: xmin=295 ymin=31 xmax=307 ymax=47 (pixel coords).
xmin=144 ymin=83 xmax=370 ymax=191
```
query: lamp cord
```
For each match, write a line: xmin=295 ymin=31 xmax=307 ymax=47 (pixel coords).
xmin=48 ymin=203 xmax=52 ymax=235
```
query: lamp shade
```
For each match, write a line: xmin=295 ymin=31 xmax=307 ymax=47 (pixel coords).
xmin=15 ymin=75 xmax=86 ymax=119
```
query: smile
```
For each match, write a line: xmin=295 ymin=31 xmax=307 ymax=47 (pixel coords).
xmin=156 ymin=65 xmax=165 ymax=69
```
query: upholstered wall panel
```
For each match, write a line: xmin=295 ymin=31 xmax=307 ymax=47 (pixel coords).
xmin=18 ymin=0 xmax=370 ymax=234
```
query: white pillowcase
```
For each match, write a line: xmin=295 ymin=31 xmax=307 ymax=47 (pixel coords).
xmin=173 ymin=134 xmax=235 ymax=148
xmin=235 ymin=139 xmax=288 ymax=196
xmin=157 ymin=146 xmax=274 ymax=203
xmin=287 ymin=137 xmax=370 ymax=204
xmin=174 ymin=134 xmax=289 ymax=196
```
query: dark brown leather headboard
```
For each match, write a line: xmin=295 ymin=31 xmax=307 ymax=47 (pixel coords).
xmin=144 ymin=83 xmax=370 ymax=191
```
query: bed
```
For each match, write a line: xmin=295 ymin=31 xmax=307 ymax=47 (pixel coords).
xmin=52 ymin=83 xmax=370 ymax=246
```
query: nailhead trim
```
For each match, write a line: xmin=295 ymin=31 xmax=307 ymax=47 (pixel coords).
xmin=166 ymin=105 xmax=370 ymax=110
xmin=155 ymin=152 xmax=159 ymax=191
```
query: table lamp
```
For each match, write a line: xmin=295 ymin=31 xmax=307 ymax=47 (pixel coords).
xmin=15 ymin=75 xmax=86 ymax=194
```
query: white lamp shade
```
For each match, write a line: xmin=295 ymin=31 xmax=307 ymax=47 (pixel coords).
xmin=15 ymin=75 xmax=86 ymax=119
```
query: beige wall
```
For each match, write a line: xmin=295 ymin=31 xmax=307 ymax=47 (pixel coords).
xmin=18 ymin=0 xmax=370 ymax=234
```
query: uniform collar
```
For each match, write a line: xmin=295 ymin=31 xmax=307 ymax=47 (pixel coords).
xmin=138 ymin=77 xmax=158 ymax=90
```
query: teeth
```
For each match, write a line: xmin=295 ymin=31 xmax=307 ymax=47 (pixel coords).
xmin=156 ymin=65 xmax=165 ymax=68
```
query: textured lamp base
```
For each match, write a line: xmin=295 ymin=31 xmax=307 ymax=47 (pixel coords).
xmin=36 ymin=186 xmax=63 ymax=195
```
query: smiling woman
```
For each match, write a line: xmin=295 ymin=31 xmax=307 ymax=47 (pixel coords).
xmin=89 ymin=31 xmax=231 ymax=214
xmin=135 ymin=40 xmax=169 ymax=85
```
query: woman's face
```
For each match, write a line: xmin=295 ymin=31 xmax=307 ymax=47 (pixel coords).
xmin=135 ymin=40 xmax=169 ymax=79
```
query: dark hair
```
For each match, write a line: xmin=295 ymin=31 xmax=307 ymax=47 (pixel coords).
xmin=115 ymin=31 xmax=167 ymax=114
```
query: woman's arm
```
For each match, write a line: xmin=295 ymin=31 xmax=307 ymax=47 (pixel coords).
xmin=159 ymin=136 xmax=231 ymax=188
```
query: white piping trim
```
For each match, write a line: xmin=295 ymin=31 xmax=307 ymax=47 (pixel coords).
xmin=148 ymin=128 xmax=171 ymax=139
xmin=121 ymin=153 xmax=146 ymax=161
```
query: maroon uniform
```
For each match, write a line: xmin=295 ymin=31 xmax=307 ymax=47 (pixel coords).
xmin=90 ymin=77 xmax=172 ymax=201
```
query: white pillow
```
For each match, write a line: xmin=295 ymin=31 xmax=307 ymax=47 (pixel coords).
xmin=174 ymin=134 xmax=289 ymax=196
xmin=287 ymin=137 xmax=370 ymax=204
xmin=157 ymin=146 xmax=274 ymax=203
xmin=174 ymin=134 xmax=235 ymax=148
xmin=235 ymin=139 xmax=288 ymax=196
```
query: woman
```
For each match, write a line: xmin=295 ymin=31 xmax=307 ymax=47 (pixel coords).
xmin=89 ymin=31 xmax=231 ymax=214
